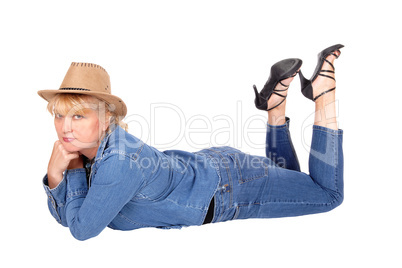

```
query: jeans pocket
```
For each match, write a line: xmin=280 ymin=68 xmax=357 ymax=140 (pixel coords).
xmin=228 ymin=152 xmax=269 ymax=184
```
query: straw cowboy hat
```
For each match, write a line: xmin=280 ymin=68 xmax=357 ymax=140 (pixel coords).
xmin=38 ymin=62 xmax=127 ymax=117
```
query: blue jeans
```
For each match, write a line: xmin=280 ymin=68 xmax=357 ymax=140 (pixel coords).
xmin=197 ymin=117 xmax=344 ymax=223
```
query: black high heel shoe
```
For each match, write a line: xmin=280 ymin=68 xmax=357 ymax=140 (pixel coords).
xmin=299 ymin=44 xmax=344 ymax=101
xmin=253 ymin=58 xmax=302 ymax=111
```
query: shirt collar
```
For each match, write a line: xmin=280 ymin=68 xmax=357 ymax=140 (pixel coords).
xmin=94 ymin=123 xmax=119 ymax=161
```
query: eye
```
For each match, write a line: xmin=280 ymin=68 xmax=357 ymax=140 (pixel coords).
xmin=55 ymin=113 xmax=63 ymax=118
xmin=73 ymin=114 xmax=84 ymax=119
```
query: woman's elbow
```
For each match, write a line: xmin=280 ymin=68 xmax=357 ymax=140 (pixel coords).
xmin=70 ymin=228 xmax=98 ymax=241
xmin=68 ymin=221 xmax=101 ymax=241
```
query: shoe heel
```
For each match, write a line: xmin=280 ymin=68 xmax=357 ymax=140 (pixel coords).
xmin=253 ymin=58 xmax=302 ymax=111
xmin=253 ymin=85 xmax=268 ymax=110
xmin=299 ymin=70 xmax=313 ymax=101
xmin=300 ymin=44 xmax=344 ymax=102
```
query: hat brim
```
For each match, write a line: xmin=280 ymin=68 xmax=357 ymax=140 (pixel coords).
xmin=37 ymin=89 xmax=127 ymax=118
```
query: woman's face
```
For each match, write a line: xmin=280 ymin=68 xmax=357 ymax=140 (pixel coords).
xmin=54 ymin=107 xmax=108 ymax=157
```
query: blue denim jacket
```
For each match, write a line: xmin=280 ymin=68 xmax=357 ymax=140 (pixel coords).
xmin=43 ymin=125 xmax=220 ymax=240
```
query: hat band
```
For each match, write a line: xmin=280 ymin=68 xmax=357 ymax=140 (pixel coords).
xmin=59 ymin=87 xmax=90 ymax=91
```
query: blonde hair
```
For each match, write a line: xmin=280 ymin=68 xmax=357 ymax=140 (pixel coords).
xmin=47 ymin=93 xmax=128 ymax=132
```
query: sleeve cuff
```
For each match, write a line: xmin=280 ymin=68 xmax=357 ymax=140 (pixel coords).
xmin=43 ymin=174 xmax=67 ymax=205
xmin=42 ymin=168 xmax=87 ymax=204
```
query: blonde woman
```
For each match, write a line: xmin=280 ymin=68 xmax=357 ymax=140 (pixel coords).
xmin=39 ymin=45 xmax=344 ymax=241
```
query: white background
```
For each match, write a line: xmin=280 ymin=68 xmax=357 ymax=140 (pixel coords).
xmin=1 ymin=0 xmax=401 ymax=267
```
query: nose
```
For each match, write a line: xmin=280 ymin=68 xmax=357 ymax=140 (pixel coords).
xmin=62 ymin=116 xmax=73 ymax=134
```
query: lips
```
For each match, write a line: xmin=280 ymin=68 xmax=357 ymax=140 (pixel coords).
xmin=63 ymin=137 xmax=75 ymax=142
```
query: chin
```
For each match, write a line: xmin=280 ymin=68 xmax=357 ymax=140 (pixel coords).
xmin=61 ymin=141 xmax=82 ymax=153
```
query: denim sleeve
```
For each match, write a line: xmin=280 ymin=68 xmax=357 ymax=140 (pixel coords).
xmin=64 ymin=154 xmax=145 ymax=241
xmin=43 ymin=173 xmax=69 ymax=227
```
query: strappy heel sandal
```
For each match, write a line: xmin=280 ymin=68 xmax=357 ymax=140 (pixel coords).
xmin=299 ymin=44 xmax=344 ymax=101
xmin=253 ymin=58 xmax=302 ymax=111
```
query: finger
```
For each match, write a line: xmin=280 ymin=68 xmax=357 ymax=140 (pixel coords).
xmin=66 ymin=151 xmax=80 ymax=160
xmin=55 ymin=143 xmax=76 ymax=158
xmin=53 ymin=140 xmax=61 ymax=149
xmin=57 ymin=143 xmax=68 ymax=154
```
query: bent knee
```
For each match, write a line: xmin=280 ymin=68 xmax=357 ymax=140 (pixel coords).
xmin=325 ymin=191 xmax=344 ymax=212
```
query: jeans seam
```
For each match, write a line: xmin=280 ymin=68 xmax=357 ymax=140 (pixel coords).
xmin=313 ymin=125 xmax=343 ymax=135
xmin=266 ymin=123 xmax=287 ymax=130
xmin=333 ymin=134 xmax=339 ymax=194
xmin=285 ymin=128 xmax=301 ymax=172
xmin=237 ymin=199 xmax=339 ymax=207
xmin=228 ymin=153 xmax=267 ymax=184
xmin=232 ymin=206 xmax=240 ymax=220
xmin=205 ymin=149 xmax=234 ymax=221
xmin=117 ymin=212 xmax=151 ymax=227
xmin=207 ymin=150 xmax=233 ymax=203
xmin=165 ymin=198 xmax=204 ymax=211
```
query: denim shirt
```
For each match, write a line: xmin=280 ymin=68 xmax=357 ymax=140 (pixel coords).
xmin=43 ymin=125 xmax=220 ymax=241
